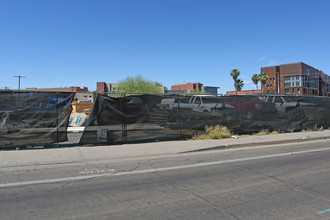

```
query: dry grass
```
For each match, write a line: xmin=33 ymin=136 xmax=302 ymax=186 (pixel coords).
xmin=193 ymin=125 xmax=232 ymax=140
xmin=255 ymin=129 xmax=269 ymax=136
xmin=254 ymin=129 xmax=279 ymax=136
xmin=270 ymin=130 xmax=279 ymax=135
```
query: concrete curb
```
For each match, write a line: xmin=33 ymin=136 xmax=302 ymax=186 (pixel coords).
xmin=183 ymin=135 xmax=330 ymax=153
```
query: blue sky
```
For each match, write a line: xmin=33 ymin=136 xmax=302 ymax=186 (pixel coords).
xmin=1 ymin=0 xmax=329 ymax=94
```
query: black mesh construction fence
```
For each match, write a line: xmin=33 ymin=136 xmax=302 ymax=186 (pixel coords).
xmin=79 ymin=93 xmax=330 ymax=145
xmin=0 ymin=90 xmax=74 ymax=148
xmin=1 ymin=90 xmax=330 ymax=148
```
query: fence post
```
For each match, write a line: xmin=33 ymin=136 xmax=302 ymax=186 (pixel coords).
xmin=178 ymin=94 xmax=182 ymax=137
xmin=121 ymin=93 xmax=127 ymax=143
xmin=56 ymin=92 xmax=59 ymax=147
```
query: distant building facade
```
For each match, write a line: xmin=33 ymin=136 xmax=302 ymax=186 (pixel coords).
xmin=171 ymin=82 xmax=203 ymax=92
xmin=226 ymin=90 xmax=262 ymax=95
xmin=261 ymin=62 xmax=330 ymax=96
xmin=202 ymin=86 xmax=220 ymax=95
xmin=26 ymin=86 xmax=88 ymax=92
xmin=26 ymin=86 xmax=94 ymax=102
xmin=171 ymin=82 xmax=219 ymax=95
xmin=96 ymin=82 xmax=120 ymax=93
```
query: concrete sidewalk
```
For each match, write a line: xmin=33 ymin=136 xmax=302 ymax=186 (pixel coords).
xmin=1 ymin=130 xmax=330 ymax=168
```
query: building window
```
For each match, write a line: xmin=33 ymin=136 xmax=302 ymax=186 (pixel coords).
xmin=284 ymin=76 xmax=292 ymax=87
xmin=284 ymin=89 xmax=290 ymax=94
xmin=295 ymin=76 xmax=300 ymax=86
xmin=310 ymin=78 xmax=318 ymax=89
xmin=284 ymin=75 xmax=304 ymax=88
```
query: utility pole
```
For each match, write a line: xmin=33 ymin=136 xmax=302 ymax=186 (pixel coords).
xmin=13 ymin=75 xmax=26 ymax=90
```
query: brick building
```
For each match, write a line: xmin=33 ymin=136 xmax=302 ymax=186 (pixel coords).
xmin=171 ymin=83 xmax=203 ymax=92
xmin=171 ymin=82 xmax=219 ymax=95
xmin=26 ymin=86 xmax=88 ymax=92
xmin=96 ymin=82 xmax=120 ymax=93
xmin=226 ymin=90 xmax=262 ymax=95
xmin=261 ymin=62 xmax=330 ymax=96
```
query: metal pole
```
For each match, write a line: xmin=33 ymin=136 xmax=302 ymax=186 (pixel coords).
xmin=178 ymin=95 xmax=182 ymax=137
xmin=56 ymin=93 xmax=59 ymax=147
xmin=13 ymin=75 xmax=26 ymax=109
xmin=13 ymin=75 xmax=26 ymax=90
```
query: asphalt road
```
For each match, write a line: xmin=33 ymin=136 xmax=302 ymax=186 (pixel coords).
xmin=1 ymin=140 xmax=330 ymax=219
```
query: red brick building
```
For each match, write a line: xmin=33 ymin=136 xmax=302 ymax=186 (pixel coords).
xmin=226 ymin=90 xmax=262 ymax=95
xmin=261 ymin=62 xmax=330 ymax=96
xmin=96 ymin=82 xmax=107 ymax=92
xmin=170 ymin=83 xmax=219 ymax=95
xmin=26 ymin=86 xmax=88 ymax=92
xmin=171 ymin=83 xmax=203 ymax=92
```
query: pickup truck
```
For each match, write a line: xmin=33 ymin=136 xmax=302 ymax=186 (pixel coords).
xmin=260 ymin=95 xmax=316 ymax=114
xmin=161 ymin=95 xmax=235 ymax=113
xmin=225 ymin=95 xmax=277 ymax=120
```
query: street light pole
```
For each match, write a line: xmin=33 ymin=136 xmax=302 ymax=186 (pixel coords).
xmin=13 ymin=75 xmax=26 ymax=90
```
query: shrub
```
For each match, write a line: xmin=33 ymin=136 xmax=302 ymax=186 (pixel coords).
xmin=255 ymin=129 xmax=279 ymax=136
xmin=193 ymin=125 xmax=232 ymax=140
xmin=255 ymin=129 xmax=269 ymax=136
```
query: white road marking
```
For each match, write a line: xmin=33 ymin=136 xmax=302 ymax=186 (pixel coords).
xmin=1 ymin=147 xmax=330 ymax=188
xmin=79 ymin=168 xmax=116 ymax=174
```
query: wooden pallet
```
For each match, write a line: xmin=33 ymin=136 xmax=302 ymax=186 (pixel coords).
xmin=149 ymin=104 xmax=169 ymax=124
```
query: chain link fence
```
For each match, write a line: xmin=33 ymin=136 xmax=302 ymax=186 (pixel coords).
xmin=1 ymin=90 xmax=330 ymax=148
xmin=0 ymin=90 xmax=74 ymax=149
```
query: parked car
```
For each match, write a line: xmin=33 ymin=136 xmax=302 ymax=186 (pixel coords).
xmin=161 ymin=95 xmax=235 ymax=113
xmin=261 ymin=95 xmax=316 ymax=113
xmin=225 ymin=95 xmax=277 ymax=120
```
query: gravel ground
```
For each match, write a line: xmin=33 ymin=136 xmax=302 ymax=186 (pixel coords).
xmin=63 ymin=133 xmax=83 ymax=145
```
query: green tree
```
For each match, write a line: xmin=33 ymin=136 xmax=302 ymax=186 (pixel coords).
xmin=251 ymin=74 xmax=260 ymax=90
xmin=259 ymin=72 xmax=269 ymax=93
xmin=234 ymin=79 xmax=244 ymax=91
xmin=229 ymin=69 xmax=240 ymax=91
xmin=117 ymin=75 xmax=163 ymax=94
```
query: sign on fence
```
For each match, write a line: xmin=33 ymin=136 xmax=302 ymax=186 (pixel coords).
xmin=69 ymin=112 xmax=88 ymax=127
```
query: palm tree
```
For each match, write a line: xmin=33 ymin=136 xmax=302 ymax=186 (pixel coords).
xmin=229 ymin=69 xmax=240 ymax=91
xmin=235 ymin=79 xmax=244 ymax=92
xmin=251 ymin=74 xmax=259 ymax=90
xmin=259 ymin=72 xmax=269 ymax=93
